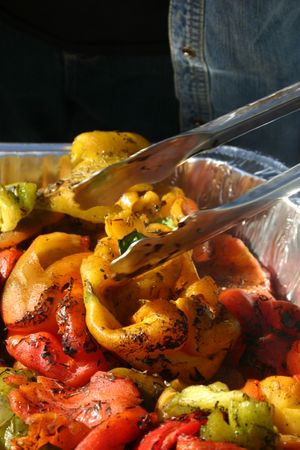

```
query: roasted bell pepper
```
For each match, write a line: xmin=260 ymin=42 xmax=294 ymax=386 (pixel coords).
xmin=0 ymin=247 xmax=23 ymax=288
xmin=1 ymin=232 xmax=90 ymax=331
xmin=70 ymin=130 xmax=150 ymax=171
xmin=0 ymin=210 xmax=63 ymax=250
xmin=259 ymin=376 xmax=300 ymax=437
xmin=136 ymin=413 xmax=207 ymax=450
xmin=75 ymin=406 xmax=151 ymax=450
xmin=8 ymin=370 xmax=142 ymax=428
xmin=82 ymin=223 xmax=240 ymax=381
xmin=0 ymin=182 xmax=37 ymax=232
xmin=176 ymin=436 xmax=248 ymax=450
xmin=104 ymin=185 xmax=188 ymax=241
xmin=219 ymin=288 xmax=300 ymax=339
xmin=81 ymin=237 xmax=193 ymax=367
xmin=11 ymin=412 xmax=89 ymax=450
xmin=194 ymin=234 xmax=270 ymax=290
xmin=110 ymin=367 xmax=165 ymax=410
xmin=6 ymin=332 xmax=110 ymax=388
xmin=287 ymin=340 xmax=300 ymax=380
xmin=0 ymin=367 xmax=35 ymax=449
xmin=37 ymin=131 xmax=150 ymax=221
xmin=84 ymin=191 xmax=241 ymax=381
xmin=56 ymin=274 xmax=104 ymax=361
xmin=8 ymin=369 xmax=146 ymax=449
xmin=156 ymin=382 xmax=278 ymax=450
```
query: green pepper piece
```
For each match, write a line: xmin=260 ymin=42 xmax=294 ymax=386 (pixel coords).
xmin=0 ymin=367 xmax=35 ymax=449
xmin=0 ymin=183 xmax=37 ymax=232
xmin=119 ymin=230 xmax=145 ymax=254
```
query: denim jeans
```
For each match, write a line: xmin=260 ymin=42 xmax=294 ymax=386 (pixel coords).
xmin=169 ymin=0 xmax=300 ymax=165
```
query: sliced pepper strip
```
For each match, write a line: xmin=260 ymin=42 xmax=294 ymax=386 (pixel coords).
xmin=6 ymin=332 xmax=110 ymax=388
xmin=8 ymin=371 xmax=142 ymax=429
xmin=75 ymin=406 xmax=151 ymax=450
xmin=136 ymin=413 xmax=207 ymax=450
xmin=55 ymin=274 xmax=104 ymax=361
xmin=176 ymin=436 xmax=248 ymax=450
xmin=0 ymin=247 xmax=23 ymax=288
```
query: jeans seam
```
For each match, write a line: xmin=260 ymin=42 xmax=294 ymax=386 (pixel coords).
xmin=169 ymin=0 xmax=213 ymax=130
xmin=188 ymin=0 xmax=212 ymax=123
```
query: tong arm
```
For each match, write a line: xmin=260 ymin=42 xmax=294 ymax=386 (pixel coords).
xmin=111 ymin=162 xmax=300 ymax=279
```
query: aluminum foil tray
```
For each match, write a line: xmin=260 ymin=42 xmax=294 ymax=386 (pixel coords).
xmin=0 ymin=143 xmax=299 ymax=305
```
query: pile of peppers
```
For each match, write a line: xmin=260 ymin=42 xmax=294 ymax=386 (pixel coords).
xmin=0 ymin=131 xmax=299 ymax=449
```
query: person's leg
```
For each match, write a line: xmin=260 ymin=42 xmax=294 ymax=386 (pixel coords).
xmin=170 ymin=0 xmax=300 ymax=165
xmin=169 ymin=0 xmax=212 ymax=130
xmin=205 ymin=0 xmax=300 ymax=165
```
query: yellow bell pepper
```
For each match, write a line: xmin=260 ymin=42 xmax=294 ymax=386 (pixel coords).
xmin=37 ymin=131 xmax=150 ymax=222
xmin=2 ymin=232 xmax=90 ymax=331
xmin=81 ymin=239 xmax=191 ymax=366
xmin=80 ymin=182 xmax=241 ymax=381
xmin=70 ymin=130 xmax=149 ymax=173
xmin=82 ymin=237 xmax=240 ymax=380
xmin=259 ymin=376 xmax=300 ymax=436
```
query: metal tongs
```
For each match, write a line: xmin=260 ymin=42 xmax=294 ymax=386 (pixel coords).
xmin=72 ymin=82 xmax=300 ymax=278
xmin=74 ymin=82 xmax=300 ymax=208
xmin=111 ymin=163 xmax=300 ymax=279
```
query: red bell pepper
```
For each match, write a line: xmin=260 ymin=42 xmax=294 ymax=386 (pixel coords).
xmin=75 ymin=406 xmax=151 ymax=450
xmin=286 ymin=339 xmax=300 ymax=380
xmin=176 ymin=435 xmax=247 ymax=449
xmin=136 ymin=413 xmax=207 ymax=450
xmin=6 ymin=332 xmax=111 ymax=387
xmin=0 ymin=247 xmax=22 ymax=286
xmin=9 ymin=370 xmax=142 ymax=429
xmin=219 ymin=288 xmax=300 ymax=339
